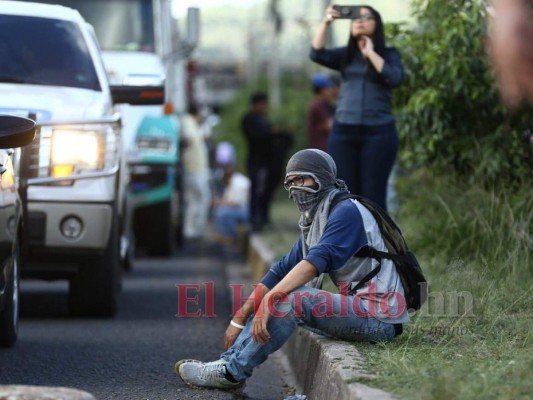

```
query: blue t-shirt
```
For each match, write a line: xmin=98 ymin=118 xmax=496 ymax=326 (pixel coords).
xmin=261 ymin=200 xmax=368 ymax=289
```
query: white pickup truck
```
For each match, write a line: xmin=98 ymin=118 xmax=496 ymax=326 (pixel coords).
xmin=0 ymin=0 xmax=164 ymax=316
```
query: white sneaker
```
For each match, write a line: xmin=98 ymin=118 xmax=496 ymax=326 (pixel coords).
xmin=175 ymin=359 xmax=244 ymax=390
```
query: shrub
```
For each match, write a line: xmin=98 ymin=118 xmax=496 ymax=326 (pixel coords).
xmin=389 ymin=0 xmax=533 ymax=187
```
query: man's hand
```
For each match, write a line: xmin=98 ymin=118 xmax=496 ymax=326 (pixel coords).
xmin=252 ymin=298 xmax=272 ymax=344
xmin=224 ymin=324 xmax=242 ymax=350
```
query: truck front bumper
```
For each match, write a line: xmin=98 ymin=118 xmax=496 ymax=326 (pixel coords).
xmin=27 ymin=202 xmax=112 ymax=250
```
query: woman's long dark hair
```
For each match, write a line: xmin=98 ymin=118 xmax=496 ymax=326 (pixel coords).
xmin=340 ymin=5 xmax=387 ymax=75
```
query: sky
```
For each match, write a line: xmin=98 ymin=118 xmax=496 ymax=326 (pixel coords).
xmin=172 ymin=0 xmax=263 ymax=18
xmin=171 ymin=1 xmax=413 ymax=63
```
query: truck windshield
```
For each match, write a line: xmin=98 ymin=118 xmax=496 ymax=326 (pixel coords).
xmin=0 ymin=15 xmax=101 ymax=91
xmin=28 ymin=0 xmax=156 ymax=52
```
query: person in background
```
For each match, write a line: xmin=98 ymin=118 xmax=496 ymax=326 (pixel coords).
xmin=241 ymin=92 xmax=277 ymax=232
xmin=487 ymin=0 xmax=533 ymax=108
xmin=181 ymin=103 xmax=211 ymax=240
xmin=265 ymin=127 xmax=294 ymax=226
xmin=325 ymin=73 xmax=342 ymax=115
xmin=211 ymin=142 xmax=251 ymax=244
xmin=307 ymin=73 xmax=336 ymax=151
xmin=309 ymin=5 xmax=404 ymax=211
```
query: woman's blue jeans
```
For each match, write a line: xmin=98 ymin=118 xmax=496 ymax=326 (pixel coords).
xmin=220 ymin=286 xmax=397 ymax=381
xmin=327 ymin=120 xmax=399 ymax=211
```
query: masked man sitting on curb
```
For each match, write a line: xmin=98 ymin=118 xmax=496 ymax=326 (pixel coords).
xmin=175 ymin=149 xmax=410 ymax=391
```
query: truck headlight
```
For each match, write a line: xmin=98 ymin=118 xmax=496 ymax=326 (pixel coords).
xmin=51 ymin=130 xmax=104 ymax=177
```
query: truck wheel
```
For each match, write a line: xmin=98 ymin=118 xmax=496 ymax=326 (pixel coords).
xmin=69 ymin=211 xmax=121 ymax=317
xmin=146 ymin=200 xmax=174 ymax=256
xmin=0 ymin=243 xmax=20 ymax=347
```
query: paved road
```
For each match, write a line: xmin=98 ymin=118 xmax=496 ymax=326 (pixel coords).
xmin=0 ymin=241 xmax=290 ymax=399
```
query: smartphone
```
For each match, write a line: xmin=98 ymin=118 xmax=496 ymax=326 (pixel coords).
xmin=332 ymin=5 xmax=361 ymax=19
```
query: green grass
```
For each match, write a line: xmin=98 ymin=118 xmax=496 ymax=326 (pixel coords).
xmin=261 ymin=169 xmax=532 ymax=400
xmin=352 ymin=171 xmax=532 ymax=400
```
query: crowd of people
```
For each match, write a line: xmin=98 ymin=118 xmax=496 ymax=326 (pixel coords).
xmin=179 ymin=104 xmax=251 ymax=245
xmin=181 ymin=0 xmax=533 ymax=247
xmin=179 ymin=90 xmax=295 ymax=245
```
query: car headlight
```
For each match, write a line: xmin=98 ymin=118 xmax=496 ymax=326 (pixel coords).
xmin=51 ymin=130 xmax=104 ymax=177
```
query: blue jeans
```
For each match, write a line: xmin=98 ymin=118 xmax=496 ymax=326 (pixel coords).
xmin=328 ymin=121 xmax=398 ymax=211
xmin=213 ymin=206 xmax=249 ymax=240
xmin=220 ymin=286 xmax=397 ymax=381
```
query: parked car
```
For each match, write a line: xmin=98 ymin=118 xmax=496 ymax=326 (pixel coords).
xmin=0 ymin=0 xmax=164 ymax=317
xmin=0 ymin=115 xmax=36 ymax=347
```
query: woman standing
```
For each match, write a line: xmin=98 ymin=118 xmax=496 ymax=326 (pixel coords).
xmin=310 ymin=5 xmax=404 ymax=211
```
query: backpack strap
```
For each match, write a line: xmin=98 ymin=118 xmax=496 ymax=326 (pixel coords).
xmin=329 ymin=192 xmax=403 ymax=293
xmin=349 ymin=261 xmax=381 ymax=294
xmin=330 ymin=192 xmax=411 ymax=264
xmin=329 ymin=191 xmax=355 ymax=211
xmin=357 ymin=247 xmax=413 ymax=264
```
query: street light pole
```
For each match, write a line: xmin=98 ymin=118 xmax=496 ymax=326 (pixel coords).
xmin=268 ymin=0 xmax=282 ymax=108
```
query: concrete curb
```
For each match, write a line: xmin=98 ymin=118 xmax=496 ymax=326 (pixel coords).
xmin=283 ymin=330 xmax=396 ymax=400
xmin=0 ymin=385 xmax=96 ymax=400
xmin=247 ymin=235 xmax=397 ymax=400
xmin=247 ymin=234 xmax=276 ymax=282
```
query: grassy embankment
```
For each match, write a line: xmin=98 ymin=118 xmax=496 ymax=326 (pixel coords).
xmin=264 ymin=171 xmax=532 ymax=400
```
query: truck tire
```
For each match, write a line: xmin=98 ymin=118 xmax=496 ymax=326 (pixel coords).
xmin=69 ymin=210 xmax=121 ymax=317
xmin=174 ymin=167 xmax=184 ymax=249
xmin=122 ymin=239 xmax=134 ymax=271
xmin=120 ymin=231 xmax=134 ymax=272
xmin=146 ymin=200 xmax=174 ymax=256
xmin=0 ymin=243 xmax=20 ymax=347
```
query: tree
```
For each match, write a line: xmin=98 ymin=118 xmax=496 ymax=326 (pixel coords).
xmin=390 ymin=0 xmax=532 ymax=186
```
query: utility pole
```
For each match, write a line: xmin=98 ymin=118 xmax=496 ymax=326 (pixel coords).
xmin=247 ymin=20 xmax=259 ymax=86
xmin=321 ymin=0 xmax=335 ymax=47
xmin=268 ymin=0 xmax=282 ymax=108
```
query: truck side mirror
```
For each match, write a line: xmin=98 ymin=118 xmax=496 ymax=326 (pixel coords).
xmin=0 ymin=115 xmax=36 ymax=148
xmin=110 ymin=85 xmax=165 ymax=106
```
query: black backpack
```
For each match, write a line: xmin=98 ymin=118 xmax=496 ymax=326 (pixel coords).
xmin=330 ymin=192 xmax=428 ymax=312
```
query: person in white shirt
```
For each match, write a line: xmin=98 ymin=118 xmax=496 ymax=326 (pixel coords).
xmin=212 ymin=142 xmax=251 ymax=242
xmin=181 ymin=104 xmax=211 ymax=240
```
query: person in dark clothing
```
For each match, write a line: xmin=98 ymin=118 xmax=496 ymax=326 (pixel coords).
xmin=174 ymin=149 xmax=408 ymax=392
xmin=265 ymin=128 xmax=293 ymax=214
xmin=307 ymin=74 xmax=336 ymax=151
xmin=241 ymin=92 xmax=279 ymax=231
xmin=310 ymin=5 xmax=404 ymax=211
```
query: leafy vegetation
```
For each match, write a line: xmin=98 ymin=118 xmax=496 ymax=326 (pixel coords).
xmin=388 ymin=0 xmax=532 ymax=187
xmin=215 ymin=75 xmax=311 ymax=173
